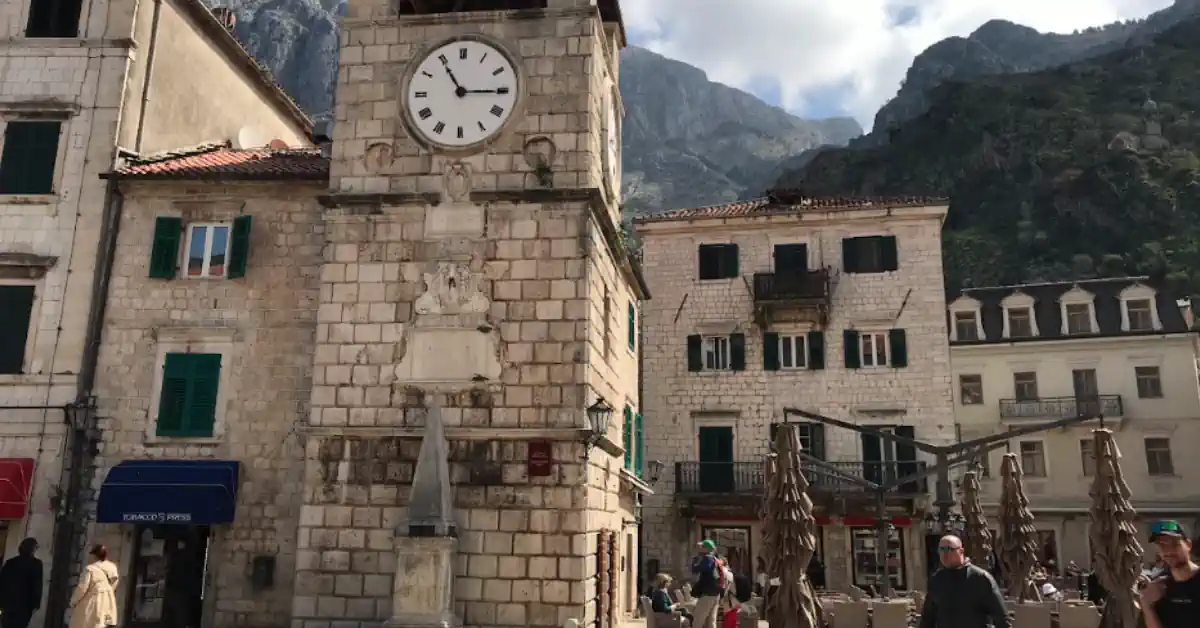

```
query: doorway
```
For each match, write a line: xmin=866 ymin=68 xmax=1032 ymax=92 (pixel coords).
xmin=697 ymin=426 xmax=734 ymax=493
xmin=126 ymin=525 xmax=211 ymax=628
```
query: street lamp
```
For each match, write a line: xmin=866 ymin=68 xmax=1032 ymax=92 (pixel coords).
xmin=646 ymin=459 xmax=665 ymax=485
xmin=583 ymin=397 xmax=614 ymax=458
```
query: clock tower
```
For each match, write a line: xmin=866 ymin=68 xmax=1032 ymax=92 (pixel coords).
xmin=296 ymin=2 xmax=649 ymax=628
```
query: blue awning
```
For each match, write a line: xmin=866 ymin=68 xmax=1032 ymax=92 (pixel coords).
xmin=96 ymin=460 xmax=240 ymax=525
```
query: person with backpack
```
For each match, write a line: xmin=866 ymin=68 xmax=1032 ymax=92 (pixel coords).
xmin=691 ymin=540 xmax=728 ymax=628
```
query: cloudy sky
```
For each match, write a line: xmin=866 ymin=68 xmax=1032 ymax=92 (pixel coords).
xmin=621 ymin=0 xmax=1174 ymax=129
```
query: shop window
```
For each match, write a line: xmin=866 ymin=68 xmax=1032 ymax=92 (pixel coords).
xmin=850 ymin=526 xmax=906 ymax=591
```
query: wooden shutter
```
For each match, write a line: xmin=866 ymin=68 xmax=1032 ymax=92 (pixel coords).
xmin=0 ymin=285 xmax=36 ymax=374
xmin=762 ymin=332 xmax=780 ymax=371
xmin=861 ymin=432 xmax=883 ymax=485
xmin=843 ymin=330 xmax=861 ymax=369
xmin=841 ymin=238 xmax=858 ymax=273
xmin=698 ymin=246 xmax=719 ymax=279
xmin=156 ymin=353 xmax=191 ymax=435
xmin=808 ymin=424 xmax=827 ymax=460
xmin=622 ymin=407 xmax=633 ymax=469
xmin=148 ymin=216 xmax=183 ymax=279
xmin=627 ymin=303 xmax=636 ymax=350
xmin=895 ymin=425 xmax=919 ymax=493
xmin=184 ymin=353 xmax=222 ymax=436
xmin=889 ymin=329 xmax=908 ymax=367
xmin=227 ymin=215 xmax=253 ymax=279
xmin=730 ymin=333 xmax=746 ymax=371
xmin=0 ymin=121 xmax=61 ymax=195
xmin=807 ymin=331 xmax=825 ymax=370
xmin=774 ymin=244 xmax=808 ymax=273
xmin=687 ymin=335 xmax=703 ymax=372
xmin=720 ymin=245 xmax=740 ymax=278
xmin=634 ymin=413 xmax=644 ymax=478
xmin=880 ymin=236 xmax=899 ymax=271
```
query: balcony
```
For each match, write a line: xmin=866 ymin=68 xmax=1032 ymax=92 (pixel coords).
xmin=999 ymin=395 xmax=1123 ymax=420
xmin=674 ymin=461 xmax=928 ymax=497
xmin=753 ymin=269 xmax=830 ymax=303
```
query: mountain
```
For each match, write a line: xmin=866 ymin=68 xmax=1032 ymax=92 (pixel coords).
xmin=869 ymin=0 xmax=1200 ymax=137
xmin=778 ymin=17 xmax=1200 ymax=295
xmin=207 ymin=2 xmax=860 ymax=215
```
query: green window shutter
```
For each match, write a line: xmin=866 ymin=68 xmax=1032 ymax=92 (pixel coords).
xmin=722 ymin=245 xmax=740 ymax=278
xmin=686 ymin=335 xmax=703 ymax=372
xmin=156 ymin=353 xmax=190 ymax=435
xmin=623 ymin=406 xmax=633 ymax=469
xmin=730 ymin=333 xmax=746 ymax=371
xmin=627 ymin=303 xmax=636 ymax=350
xmin=807 ymin=331 xmax=825 ymax=370
xmin=889 ymin=329 xmax=908 ymax=368
xmin=880 ymin=236 xmax=899 ymax=271
xmin=227 ymin=215 xmax=253 ymax=279
xmin=0 ymin=285 xmax=36 ymax=374
xmin=148 ymin=216 xmax=183 ymax=279
xmin=184 ymin=353 xmax=222 ymax=436
xmin=762 ymin=332 xmax=780 ymax=371
xmin=843 ymin=330 xmax=861 ymax=369
xmin=0 ymin=121 xmax=61 ymax=195
xmin=841 ymin=238 xmax=859 ymax=273
xmin=809 ymin=424 xmax=827 ymax=460
xmin=698 ymin=246 xmax=719 ymax=280
xmin=634 ymin=413 xmax=644 ymax=478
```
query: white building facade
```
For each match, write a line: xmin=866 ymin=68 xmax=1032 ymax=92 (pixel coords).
xmin=634 ymin=194 xmax=956 ymax=593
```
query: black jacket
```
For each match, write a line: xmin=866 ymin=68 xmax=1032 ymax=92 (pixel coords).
xmin=919 ymin=563 xmax=1009 ymax=628
xmin=0 ymin=554 xmax=44 ymax=615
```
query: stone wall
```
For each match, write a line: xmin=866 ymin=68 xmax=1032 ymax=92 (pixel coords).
xmin=87 ymin=182 xmax=325 ymax=627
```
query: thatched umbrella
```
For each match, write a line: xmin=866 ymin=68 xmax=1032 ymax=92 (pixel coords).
xmin=761 ymin=423 xmax=821 ymax=628
xmin=961 ymin=469 xmax=995 ymax=568
xmin=998 ymin=452 xmax=1041 ymax=602
xmin=1089 ymin=428 xmax=1144 ymax=628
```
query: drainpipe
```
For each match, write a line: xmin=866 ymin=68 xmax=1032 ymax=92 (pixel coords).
xmin=133 ymin=0 xmax=164 ymax=153
xmin=43 ymin=179 xmax=125 ymax=628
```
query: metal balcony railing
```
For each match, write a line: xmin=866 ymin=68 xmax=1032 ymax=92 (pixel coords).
xmin=999 ymin=395 xmax=1123 ymax=419
xmin=752 ymin=269 xmax=830 ymax=302
xmin=674 ymin=460 xmax=928 ymax=496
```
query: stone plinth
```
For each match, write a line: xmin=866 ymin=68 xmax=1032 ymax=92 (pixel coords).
xmin=870 ymin=599 xmax=909 ymax=628
xmin=386 ymin=536 xmax=462 ymax=628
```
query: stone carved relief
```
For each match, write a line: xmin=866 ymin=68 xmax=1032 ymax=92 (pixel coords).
xmin=414 ymin=262 xmax=489 ymax=316
xmin=443 ymin=161 xmax=472 ymax=203
xmin=364 ymin=142 xmax=395 ymax=173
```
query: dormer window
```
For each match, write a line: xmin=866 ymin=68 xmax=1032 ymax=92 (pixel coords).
xmin=1126 ymin=299 xmax=1154 ymax=331
xmin=1006 ymin=307 xmax=1034 ymax=338
xmin=953 ymin=311 xmax=980 ymax=341
xmin=1064 ymin=303 xmax=1093 ymax=334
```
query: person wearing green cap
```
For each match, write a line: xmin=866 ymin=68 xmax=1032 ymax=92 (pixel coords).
xmin=1140 ymin=520 xmax=1199 ymax=628
xmin=690 ymin=539 xmax=726 ymax=628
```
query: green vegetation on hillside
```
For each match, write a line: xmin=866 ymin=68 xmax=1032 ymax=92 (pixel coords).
xmin=779 ymin=17 xmax=1200 ymax=295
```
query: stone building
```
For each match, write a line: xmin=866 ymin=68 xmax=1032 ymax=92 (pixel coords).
xmin=633 ymin=193 xmax=956 ymax=593
xmin=949 ymin=277 xmax=1200 ymax=572
xmin=0 ymin=0 xmax=309 ymax=623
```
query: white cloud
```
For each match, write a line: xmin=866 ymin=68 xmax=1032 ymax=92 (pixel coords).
xmin=621 ymin=0 xmax=1173 ymax=129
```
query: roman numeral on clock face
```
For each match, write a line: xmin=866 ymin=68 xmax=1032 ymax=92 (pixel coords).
xmin=459 ymin=48 xmax=468 ymax=60
xmin=492 ymin=67 xmax=504 ymax=76
xmin=490 ymin=105 xmax=504 ymax=117
xmin=433 ymin=121 xmax=445 ymax=134
xmin=457 ymin=126 xmax=464 ymax=139
xmin=418 ymin=108 xmax=432 ymax=120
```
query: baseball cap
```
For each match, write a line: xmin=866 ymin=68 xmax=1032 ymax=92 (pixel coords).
xmin=698 ymin=540 xmax=716 ymax=551
xmin=1149 ymin=520 xmax=1187 ymax=542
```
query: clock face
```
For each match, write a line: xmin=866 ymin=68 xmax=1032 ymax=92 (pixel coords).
xmin=405 ymin=39 xmax=519 ymax=149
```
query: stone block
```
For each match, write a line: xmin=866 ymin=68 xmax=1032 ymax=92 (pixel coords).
xmin=1012 ymin=604 xmax=1052 ymax=628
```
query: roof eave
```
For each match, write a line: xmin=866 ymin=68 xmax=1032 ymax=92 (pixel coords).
xmin=104 ymin=173 xmax=330 ymax=182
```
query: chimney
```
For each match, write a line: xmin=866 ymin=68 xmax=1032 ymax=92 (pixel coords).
xmin=313 ymin=119 xmax=333 ymax=158
xmin=211 ymin=7 xmax=237 ymax=31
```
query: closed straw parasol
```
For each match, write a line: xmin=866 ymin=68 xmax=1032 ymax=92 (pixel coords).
xmin=961 ymin=469 xmax=995 ymax=568
xmin=1089 ymin=428 xmax=1143 ymax=628
xmin=998 ymin=452 xmax=1041 ymax=602
xmin=762 ymin=423 xmax=821 ymax=628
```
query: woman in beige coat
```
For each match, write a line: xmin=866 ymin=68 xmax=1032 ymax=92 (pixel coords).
xmin=69 ymin=545 xmax=119 ymax=628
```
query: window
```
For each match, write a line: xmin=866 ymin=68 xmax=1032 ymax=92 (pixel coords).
xmin=1144 ymin=438 xmax=1174 ymax=476
xmin=773 ymin=243 xmax=808 ymax=273
xmin=1007 ymin=307 xmax=1034 ymax=338
xmin=1126 ymin=298 xmax=1154 ymax=331
xmin=0 ymin=121 xmax=61 ymax=195
xmin=686 ymin=334 xmax=746 ymax=372
xmin=953 ymin=311 xmax=979 ymax=341
xmin=843 ymin=329 xmax=908 ymax=369
xmin=842 ymin=236 xmax=898 ymax=274
xmin=627 ymin=303 xmax=636 ymax=351
xmin=1079 ymin=439 xmax=1096 ymax=476
xmin=778 ymin=335 xmax=807 ymax=369
xmin=26 ymin=0 xmax=85 ymax=37
xmin=698 ymin=244 xmax=739 ymax=280
xmin=156 ymin=352 xmax=222 ymax=437
xmin=763 ymin=331 xmax=824 ymax=371
xmin=0 ymin=285 xmax=36 ymax=374
xmin=623 ymin=406 xmax=633 ymax=470
xmin=1013 ymin=372 xmax=1038 ymax=401
xmin=769 ymin=422 xmax=825 ymax=459
xmin=1018 ymin=441 xmax=1046 ymax=477
xmin=959 ymin=374 xmax=983 ymax=405
xmin=1065 ymin=303 xmax=1093 ymax=334
xmin=1135 ymin=366 xmax=1163 ymax=399
xmin=149 ymin=216 xmax=251 ymax=280
xmin=969 ymin=451 xmax=990 ymax=477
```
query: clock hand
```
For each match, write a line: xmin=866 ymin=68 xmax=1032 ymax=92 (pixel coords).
xmin=439 ymin=57 xmax=464 ymax=95
xmin=464 ymin=88 xmax=511 ymax=94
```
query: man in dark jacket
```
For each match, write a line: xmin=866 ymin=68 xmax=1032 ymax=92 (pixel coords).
xmin=690 ymin=540 xmax=724 ymax=628
xmin=920 ymin=535 xmax=1009 ymax=628
xmin=0 ymin=538 xmax=44 ymax=628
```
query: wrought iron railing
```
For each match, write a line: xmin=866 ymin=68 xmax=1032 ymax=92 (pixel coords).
xmin=674 ymin=460 xmax=928 ymax=495
xmin=998 ymin=395 xmax=1123 ymax=419
xmin=752 ymin=269 xmax=830 ymax=302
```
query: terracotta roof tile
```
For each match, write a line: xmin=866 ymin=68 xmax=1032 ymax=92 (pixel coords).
xmin=634 ymin=190 xmax=949 ymax=224
xmin=107 ymin=144 xmax=329 ymax=181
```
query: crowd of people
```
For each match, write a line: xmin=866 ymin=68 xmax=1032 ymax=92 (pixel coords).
xmin=0 ymin=540 xmax=120 ymax=628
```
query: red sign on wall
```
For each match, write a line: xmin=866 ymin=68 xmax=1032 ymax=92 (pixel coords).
xmin=528 ymin=441 xmax=553 ymax=477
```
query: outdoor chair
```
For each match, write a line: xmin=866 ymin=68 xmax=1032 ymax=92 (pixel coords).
xmin=642 ymin=596 xmax=687 ymax=628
